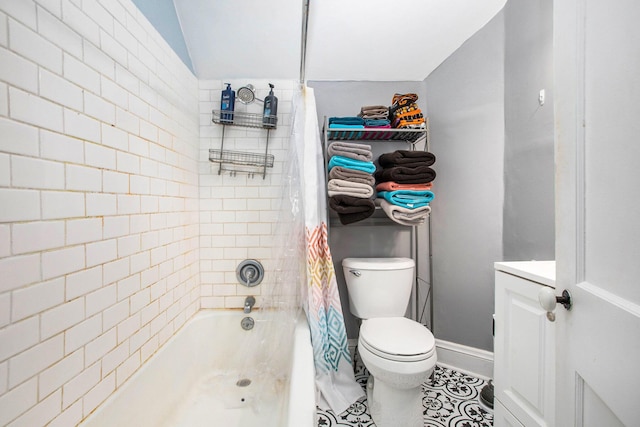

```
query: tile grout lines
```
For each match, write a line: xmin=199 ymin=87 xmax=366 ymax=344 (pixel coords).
xmin=317 ymin=356 xmax=493 ymax=427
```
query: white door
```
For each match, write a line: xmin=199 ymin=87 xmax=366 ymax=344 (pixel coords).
xmin=554 ymin=1 xmax=640 ymax=426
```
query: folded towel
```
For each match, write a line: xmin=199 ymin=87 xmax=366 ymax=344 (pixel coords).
xmin=329 ymin=166 xmax=376 ymax=186
xmin=329 ymin=156 xmax=376 ymax=174
xmin=360 ymin=113 xmax=389 ymax=120
xmin=375 ymin=165 xmax=436 ymax=184
xmin=391 ymin=93 xmax=419 ymax=108
xmin=364 ymin=119 xmax=391 ymax=127
xmin=390 ymin=94 xmax=419 ymax=115
xmin=360 ymin=105 xmax=388 ymax=114
xmin=376 ymin=181 xmax=433 ymax=192
xmin=327 ymin=141 xmax=372 ymax=162
xmin=378 ymin=150 xmax=436 ymax=168
xmin=393 ymin=118 xmax=426 ymax=129
xmin=329 ymin=195 xmax=376 ymax=225
xmin=377 ymin=199 xmax=431 ymax=226
xmin=328 ymin=117 xmax=365 ymax=126
xmin=328 ymin=124 xmax=365 ymax=129
xmin=390 ymin=101 xmax=425 ymax=128
xmin=377 ymin=190 xmax=435 ymax=209
xmin=392 ymin=105 xmax=423 ymax=120
xmin=328 ymin=179 xmax=374 ymax=198
xmin=364 ymin=124 xmax=391 ymax=129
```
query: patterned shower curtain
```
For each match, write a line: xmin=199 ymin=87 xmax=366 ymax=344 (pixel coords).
xmin=291 ymin=86 xmax=364 ymax=415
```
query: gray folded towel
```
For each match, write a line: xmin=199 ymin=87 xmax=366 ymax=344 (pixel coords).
xmin=358 ymin=105 xmax=390 ymax=120
xmin=329 ymin=166 xmax=376 ymax=186
xmin=359 ymin=113 xmax=389 ymax=120
xmin=327 ymin=141 xmax=373 ymax=162
xmin=360 ymin=105 xmax=389 ymax=114
xmin=377 ymin=199 xmax=431 ymax=226
xmin=328 ymin=179 xmax=374 ymax=198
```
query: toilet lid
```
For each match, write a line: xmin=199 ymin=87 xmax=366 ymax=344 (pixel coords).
xmin=360 ymin=317 xmax=435 ymax=362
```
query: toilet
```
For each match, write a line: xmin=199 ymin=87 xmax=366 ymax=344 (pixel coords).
xmin=342 ymin=257 xmax=437 ymax=427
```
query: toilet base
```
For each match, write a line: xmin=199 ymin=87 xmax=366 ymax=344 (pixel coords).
xmin=366 ymin=376 xmax=423 ymax=427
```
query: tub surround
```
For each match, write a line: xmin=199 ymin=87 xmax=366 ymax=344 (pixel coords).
xmin=197 ymin=79 xmax=298 ymax=310
xmin=0 ymin=1 xmax=199 ymax=425
xmin=0 ymin=1 xmax=303 ymax=424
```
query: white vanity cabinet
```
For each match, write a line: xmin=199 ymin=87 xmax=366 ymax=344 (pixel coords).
xmin=493 ymin=261 xmax=556 ymax=427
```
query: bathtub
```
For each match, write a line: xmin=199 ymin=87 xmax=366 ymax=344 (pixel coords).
xmin=80 ymin=310 xmax=317 ymax=427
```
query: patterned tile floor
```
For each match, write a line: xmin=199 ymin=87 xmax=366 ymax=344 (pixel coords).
xmin=317 ymin=352 xmax=493 ymax=427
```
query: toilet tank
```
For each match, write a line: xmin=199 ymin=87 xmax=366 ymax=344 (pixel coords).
xmin=342 ymin=257 xmax=415 ymax=319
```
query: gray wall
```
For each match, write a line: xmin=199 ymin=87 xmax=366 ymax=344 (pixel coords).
xmin=424 ymin=0 xmax=555 ymax=352
xmin=425 ymin=11 xmax=506 ymax=351
xmin=132 ymin=0 xmax=194 ymax=73
xmin=503 ymin=0 xmax=555 ymax=261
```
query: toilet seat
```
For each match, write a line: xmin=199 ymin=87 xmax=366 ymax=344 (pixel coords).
xmin=359 ymin=317 xmax=435 ymax=362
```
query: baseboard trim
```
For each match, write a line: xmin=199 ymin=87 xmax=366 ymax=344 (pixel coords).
xmin=435 ymin=339 xmax=493 ymax=380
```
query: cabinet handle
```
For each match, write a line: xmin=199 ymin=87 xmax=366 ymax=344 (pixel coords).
xmin=538 ymin=287 xmax=572 ymax=321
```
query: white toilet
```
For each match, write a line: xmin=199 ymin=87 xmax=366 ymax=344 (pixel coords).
xmin=342 ymin=257 xmax=436 ymax=427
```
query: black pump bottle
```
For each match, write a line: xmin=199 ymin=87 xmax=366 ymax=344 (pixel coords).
xmin=262 ymin=83 xmax=278 ymax=128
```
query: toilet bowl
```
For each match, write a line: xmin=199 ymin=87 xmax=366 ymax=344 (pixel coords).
xmin=342 ymin=258 xmax=437 ymax=427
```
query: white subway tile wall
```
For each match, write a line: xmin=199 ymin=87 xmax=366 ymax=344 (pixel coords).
xmin=198 ymin=79 xmax=296 ymax=310
xmin=0 ymin=1 xmax=201 ymax=426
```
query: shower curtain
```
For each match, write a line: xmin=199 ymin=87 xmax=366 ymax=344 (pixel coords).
xmin=291 ymin=86 xmax=364 ymax=415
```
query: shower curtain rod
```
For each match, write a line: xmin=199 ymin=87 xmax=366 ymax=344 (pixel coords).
xmin=299 ymin=0 xmax=311 ymax=85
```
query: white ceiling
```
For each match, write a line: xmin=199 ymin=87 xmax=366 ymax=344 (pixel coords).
xmin=174 ymin=0 xmax=506 ymax=82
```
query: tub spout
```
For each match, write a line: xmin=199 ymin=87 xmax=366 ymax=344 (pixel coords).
xmin=244 ymin=296 xmax=256 ymax=313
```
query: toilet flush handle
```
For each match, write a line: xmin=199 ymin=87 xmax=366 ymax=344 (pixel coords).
xmin=349 ymin=270 xmax=361 ymax=277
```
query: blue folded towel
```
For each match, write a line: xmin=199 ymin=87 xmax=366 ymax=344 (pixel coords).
xmin=328 ymin=123 xmax=365 ymax=139
xmin=364 ymin=119 xmax=391 ymax=127
xmin=328 ymin=124 xmax=365 ymax=129
xmin=377 ymin=190 xmax=435 ymax=209
xmin=329 ymin=156 xmax=376 ymax=174
xmin=329 ymin=116 xmax=365 ymax=126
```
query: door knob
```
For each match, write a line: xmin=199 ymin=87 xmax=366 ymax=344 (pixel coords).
xmin=538 ymin=287 xmax=572 ymax=322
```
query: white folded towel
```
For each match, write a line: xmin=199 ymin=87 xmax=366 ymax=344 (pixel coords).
xmin=377 ymin=199 xmax=431 ymax=226
xmin=327 ymin=141 xmax=373 ymax=162
xmin=327 ymin=179 xmax=374 ymax=199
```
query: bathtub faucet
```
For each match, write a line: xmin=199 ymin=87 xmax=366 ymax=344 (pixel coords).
xmin=244 ymin=296 xmax=256 ymax=313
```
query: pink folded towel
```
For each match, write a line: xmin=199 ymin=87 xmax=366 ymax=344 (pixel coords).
xmin=376 ymin=181 xmax=433 ymax=192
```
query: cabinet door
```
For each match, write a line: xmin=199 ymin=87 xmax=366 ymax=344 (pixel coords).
xmin=494 ymin=271 xmax=555 ymax=427
xmin=495 ymin=399 xmax=525 ymax=427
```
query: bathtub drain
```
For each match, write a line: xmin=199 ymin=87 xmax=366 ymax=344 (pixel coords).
xmin=241 ymin=317 xmax=255 ymax=330
xmin=236 ymin=378 xmax=251 ymax=387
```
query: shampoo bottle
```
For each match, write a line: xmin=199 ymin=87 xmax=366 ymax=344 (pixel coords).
xmin=262 ymin=83 xmax=278 ymax=128
xmin=220 ymin=83 xmax=235 ymax=123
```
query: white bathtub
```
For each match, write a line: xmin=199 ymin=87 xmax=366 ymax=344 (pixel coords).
xmin=80 ymin=310 xmax=317 ymax=427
